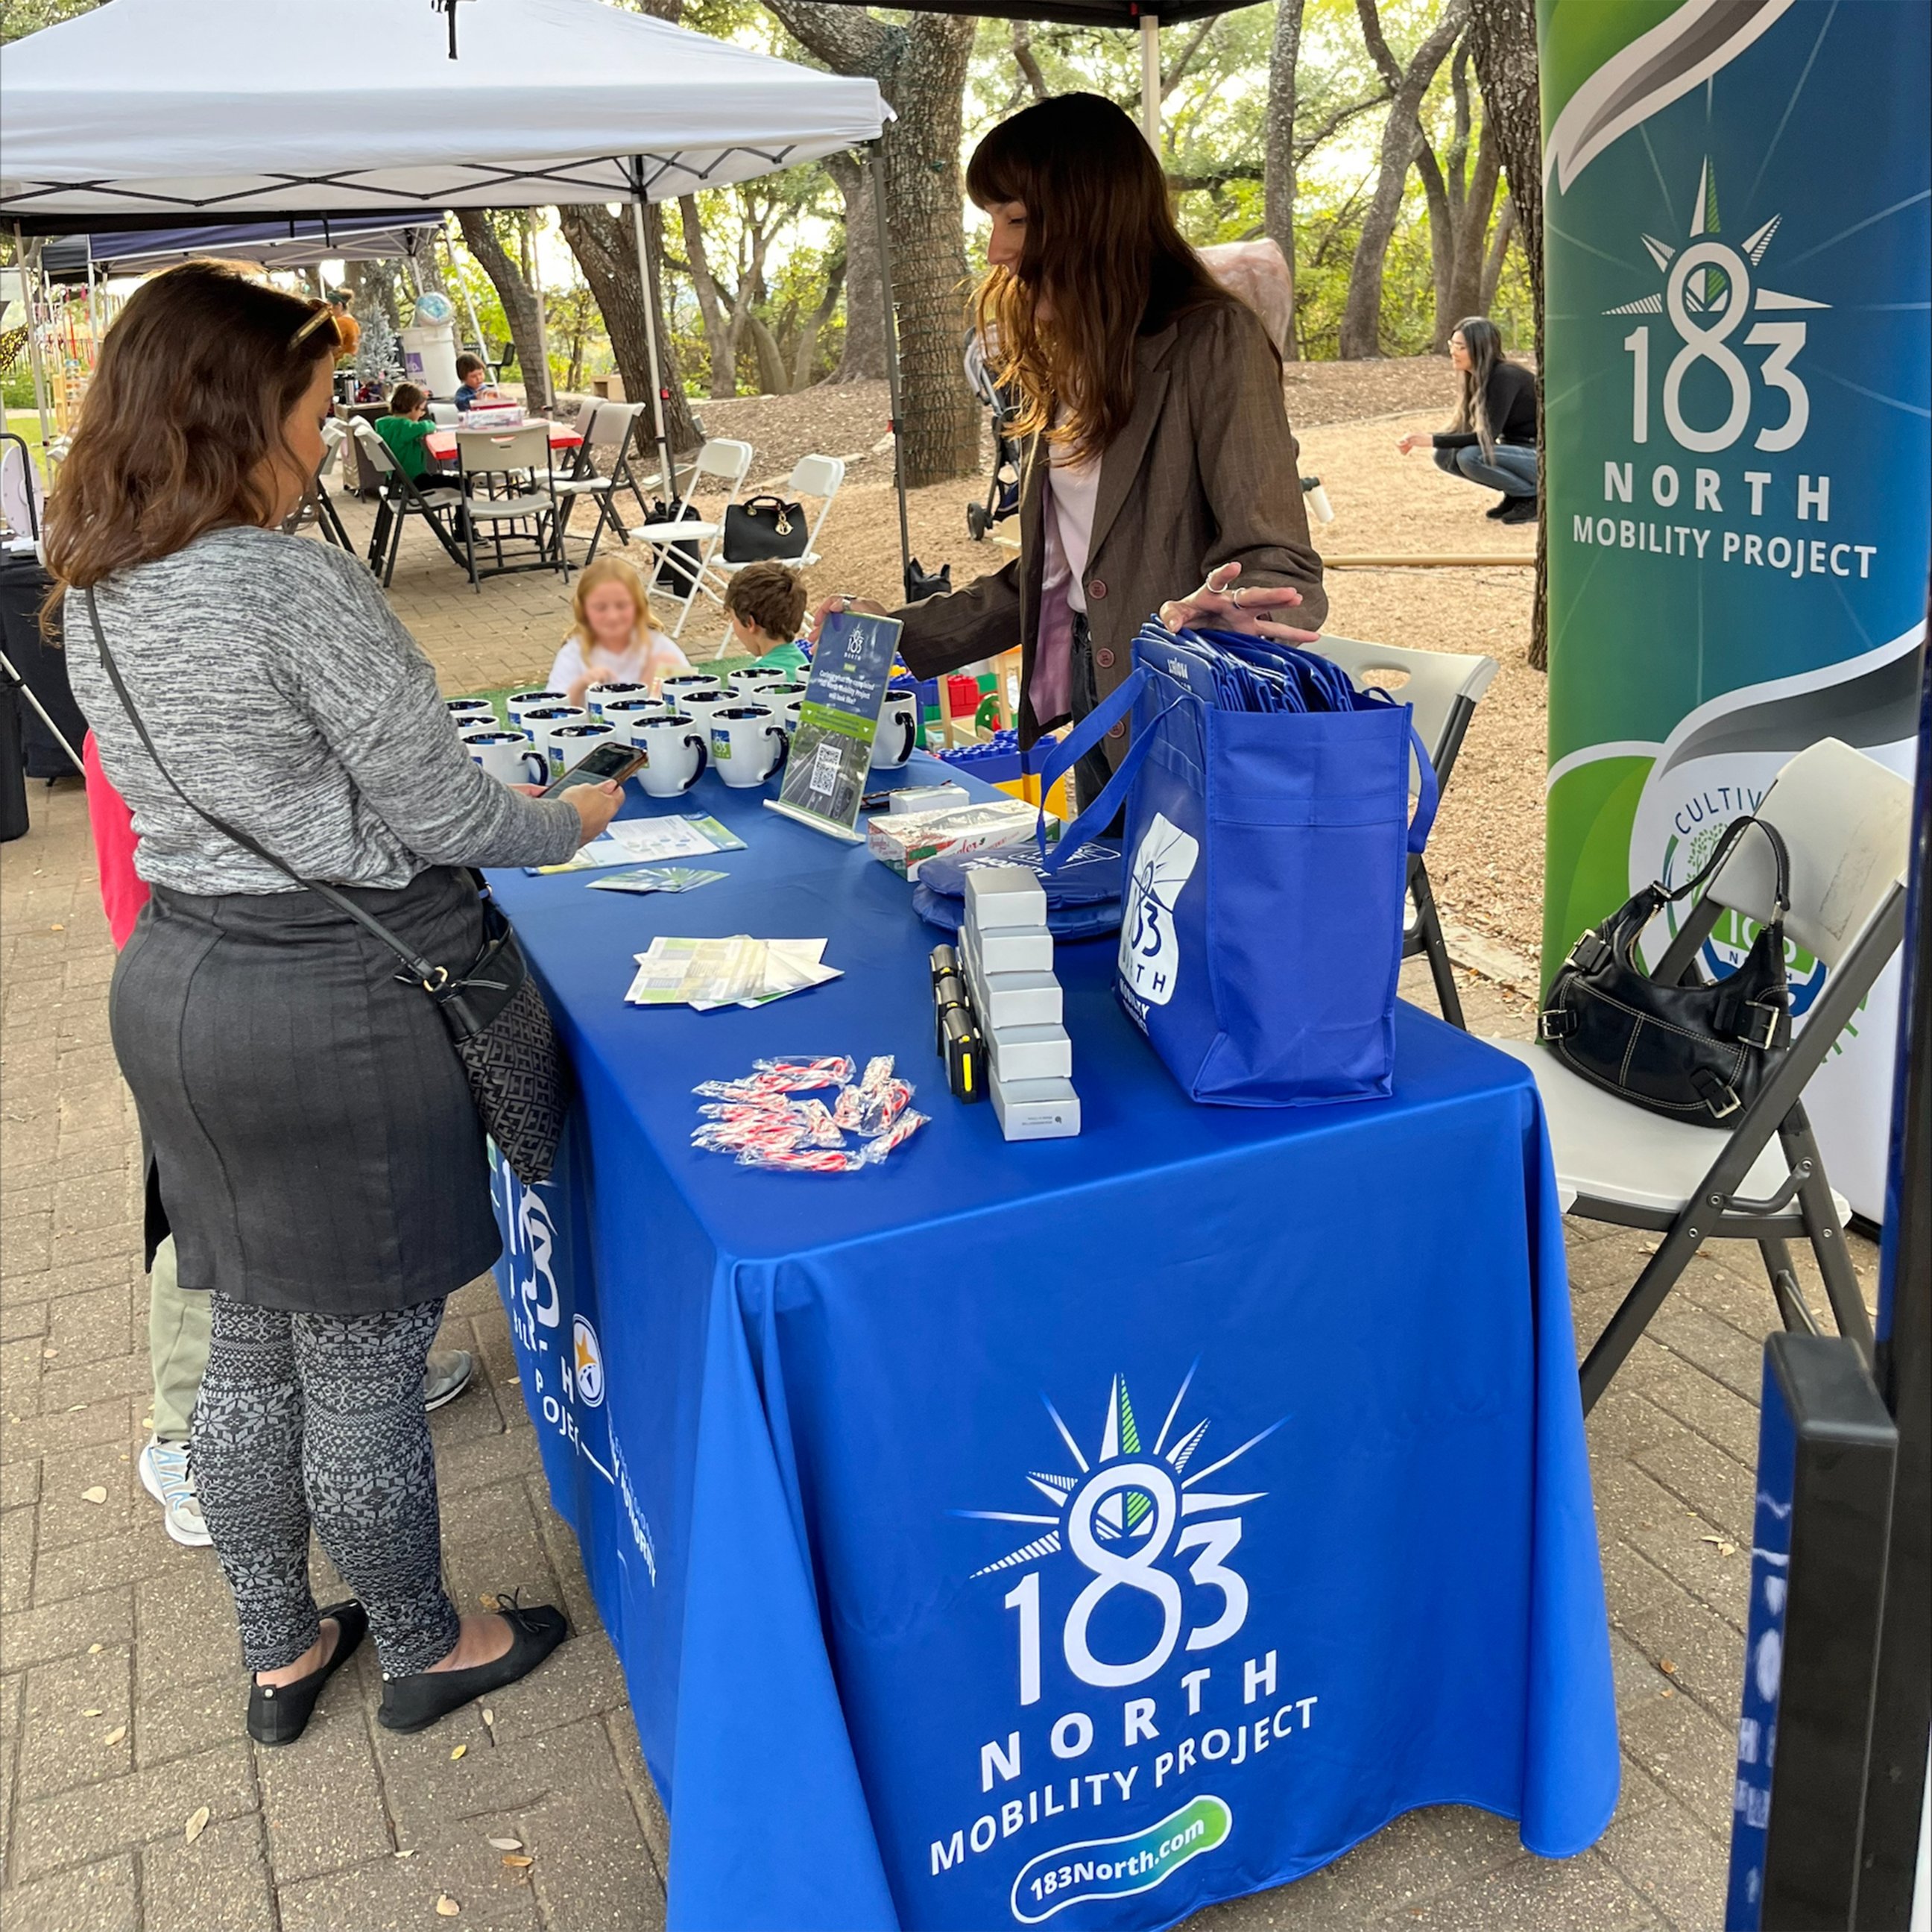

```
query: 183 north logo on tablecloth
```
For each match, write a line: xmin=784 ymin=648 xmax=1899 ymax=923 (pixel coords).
xmin=930 ymin=1369 xmax=1319 ymax=1920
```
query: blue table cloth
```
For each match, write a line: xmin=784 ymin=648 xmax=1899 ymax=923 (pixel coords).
xmin=487 ymin=758 xmax=1618 ymax=1932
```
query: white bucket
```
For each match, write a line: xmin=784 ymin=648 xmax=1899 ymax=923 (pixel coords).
xmin=399 ymin=322 xmax=460 ymax=400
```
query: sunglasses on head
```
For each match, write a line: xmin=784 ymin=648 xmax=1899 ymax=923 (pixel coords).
xmin=290 ymin=304 xmax=342 ymax=350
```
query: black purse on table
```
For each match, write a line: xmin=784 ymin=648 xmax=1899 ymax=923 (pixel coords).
xmin=722 ymin=492 xmax=809 ymax=563
xmin=86 ymin=590 xmax=568 ymax=1184
xmin=1538 ymin=814 xmax=1793 ymax=1124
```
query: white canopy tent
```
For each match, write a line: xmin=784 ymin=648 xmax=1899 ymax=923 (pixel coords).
xmin=0 ymin=0 xmax=904 ymax=569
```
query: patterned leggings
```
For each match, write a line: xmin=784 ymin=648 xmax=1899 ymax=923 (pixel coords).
xmin=192 ymin=1293 xmax=461 ymax=1676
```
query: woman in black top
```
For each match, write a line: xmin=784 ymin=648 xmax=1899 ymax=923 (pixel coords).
xmin=1398 ymin=316 xmax=1538 ymax=524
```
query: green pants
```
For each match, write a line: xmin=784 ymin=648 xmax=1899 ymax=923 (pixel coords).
xmin=148 ymin=1236 xmax=209 ymax=1443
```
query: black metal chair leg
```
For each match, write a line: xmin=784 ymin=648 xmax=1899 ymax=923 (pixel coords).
xmin=1409 ymin=860 xmax=1465 ymax=1029
xmin=1778 ymin=1105 xmax=1874 ymax=1358
xmin=1579 ymin=1208 xmax=1704 ymax=1412
xmin=1761 ymin=1237 xmax=1822 ymax=1334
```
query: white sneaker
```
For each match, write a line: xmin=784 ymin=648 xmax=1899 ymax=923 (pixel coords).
xmin=139 ymin=1437 xmax=212 ymax=1547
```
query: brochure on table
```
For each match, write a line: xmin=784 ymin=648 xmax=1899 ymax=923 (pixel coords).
xmin=767 ymin=609 xmax=904 ymax=842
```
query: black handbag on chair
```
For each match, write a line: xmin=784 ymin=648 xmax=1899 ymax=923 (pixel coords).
xmin=722 ymin=493 xmax=809 ymax=563
xmin=86 ymin=590 xmax=568 ymax=1184
xmin=1538 ymin=814 xmax=1793 ymax=1124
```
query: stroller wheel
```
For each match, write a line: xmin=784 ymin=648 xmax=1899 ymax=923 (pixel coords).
xmin=966 ymin=502 xmax=991 ymax=542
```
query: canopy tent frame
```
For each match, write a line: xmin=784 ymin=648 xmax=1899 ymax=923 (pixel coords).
xmin=1 ymin=0 xmax=904 ymax=583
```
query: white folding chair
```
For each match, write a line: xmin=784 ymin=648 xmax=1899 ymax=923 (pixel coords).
xmin=626 ymin=438 xmax=755 ymax=638
xmin=1310 ymin=635 xmax=1499 ymax=1028
xmin=455 ymin=423 xmax=566 ymax=591
xmin=701 ymin=455 xmax=847 ymax=654
xmin=1486 ymin=737 xmax=1912 ymax=1411
xmin=555 ymin=400 xmax=648 ymax=568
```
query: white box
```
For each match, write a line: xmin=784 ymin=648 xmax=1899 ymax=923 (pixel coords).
xmin=985 ymin=1023 xmax=1072 ymax=1083
xmin=964 ymin=865 xmax=1048 ymax=932
xmin=974 ymin=970 xmax=1061 ymax=1031
xmin=973 ymin=926 xmax=1054 ymax=975
xmin=991 ymin=1070 xmax=1081 ymax=1140
xmin=865 ymin=800 xmax=1049 ymax=880
xmin=889 ymin=783 xmax=970 ymax=815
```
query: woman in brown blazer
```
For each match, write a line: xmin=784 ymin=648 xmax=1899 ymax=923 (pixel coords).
xmin=821 ymin=92 xmax=1328 ymax=793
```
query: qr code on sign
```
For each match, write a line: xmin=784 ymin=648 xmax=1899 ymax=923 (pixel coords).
xmin=808 ymin=740 xmax=842 ymax=798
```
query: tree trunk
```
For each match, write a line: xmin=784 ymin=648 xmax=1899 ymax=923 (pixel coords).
xmin=455 ymin=210 xmax=553 ymax=414
xmin=678 ymin=196 xmax=740 ymax=400
xmin=742 ymin=311 xmax=791 ymax=396
xmin=1263 ymin=0 xmax=1307 ymax=361
xmin=1338 ymin=0 xmax=1467 ymax=360
xmin=1447 ymin=119 xmax=1503 ymax=326
xmin=792 ymin=252 xmax=846 ymax=390
xmin=826 ymin=150 xmax=888 ymax=385
xmin=762 ymin=0 xmax=980 ymax=485
xmin=1414 ymin=135 xmax=1456 ymax=349
xmin=555 ymin=202 xmax=700 ymax=464
xmin=1478 ymin=196 xmax=1515 ymax=314
xmin=1465 ymin=0 xmax=1545 ymax=667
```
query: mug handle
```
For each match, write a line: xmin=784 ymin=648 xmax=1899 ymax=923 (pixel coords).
xmin=764 ymin=726 xmax=789 ymax=779
xmin=521 ymin=748 xmax=548 ymax=784
xmin=896 ymin=708 xmax=918 ymax=763
xmin=683 ymin=733 xmax=708 ymax=791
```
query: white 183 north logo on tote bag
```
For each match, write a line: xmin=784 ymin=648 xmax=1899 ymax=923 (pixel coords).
xmin=1119 ymin=815 xmax=1200 ymax=1007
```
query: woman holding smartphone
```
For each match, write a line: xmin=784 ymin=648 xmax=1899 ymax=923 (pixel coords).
xmin=50 ymin=262 xmax=622 ymax=1746
xmin=818 ymin=92 xmax=1328 ymax=803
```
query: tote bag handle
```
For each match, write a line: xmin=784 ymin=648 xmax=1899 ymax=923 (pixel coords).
xmin=1032 ymin=667 xmax=1160 ymax=871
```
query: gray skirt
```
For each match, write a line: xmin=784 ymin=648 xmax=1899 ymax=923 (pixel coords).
xmin=112 ymin=865 xmax=502 ymax=1316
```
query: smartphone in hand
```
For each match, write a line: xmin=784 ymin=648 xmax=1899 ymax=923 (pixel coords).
xmin=543 ymin=741 xmax=648 ymax=797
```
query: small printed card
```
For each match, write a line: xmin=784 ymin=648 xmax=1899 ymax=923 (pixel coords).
xmin=528 ymin=813 xmax=748 ymax=874
xmin=768 ymin=610 xmax=904 ymax=842
xmin=588 ymin=867 xmax=729 ymax=896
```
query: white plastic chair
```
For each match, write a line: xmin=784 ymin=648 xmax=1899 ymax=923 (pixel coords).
xmin=626 ymin=438 xmax=755 ymax=637
xmin=1488 ymin=737 xmax=1912 ymax=1411
xmin=555 ymin=400 xmax=648 ymax=566
xmin=455 ymin=423 xmax=565 ymax=590
xmin=1311 ymin=635 xmax=1499 ymax=1028
xmin=700 ymin=454 xmax=846 ymax=654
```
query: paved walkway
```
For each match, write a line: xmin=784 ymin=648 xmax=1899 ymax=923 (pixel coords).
xmin=1 ymin=513 xmax=1879 ymax=1928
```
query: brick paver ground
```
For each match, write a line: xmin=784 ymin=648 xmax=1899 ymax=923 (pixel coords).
xmin=1 ymin=500 xmax=1879 ymax=1928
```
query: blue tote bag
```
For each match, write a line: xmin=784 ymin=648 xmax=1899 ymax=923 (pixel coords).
xmin=1037 ymin=620 xmax=1438 ymax=1106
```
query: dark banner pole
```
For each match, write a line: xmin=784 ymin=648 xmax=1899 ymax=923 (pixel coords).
xmin=866 ymin=142 xmax=915 ymax=604
xmin=1855 ymin=619 xmax=1932 ymax=1930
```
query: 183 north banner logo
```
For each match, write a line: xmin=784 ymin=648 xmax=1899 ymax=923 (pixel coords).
xmin=929 ymin=1368 xmax=1320 ymax=1919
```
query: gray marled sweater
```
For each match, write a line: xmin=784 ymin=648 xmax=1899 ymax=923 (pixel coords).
xmin=68 ymin=526 xmax=579 ymax=893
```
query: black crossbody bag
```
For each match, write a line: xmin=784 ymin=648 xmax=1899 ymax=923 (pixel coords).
xmin=86 ymin=589 xmax=567 ymax=1184
xmin=1538 ymin=813 xmax=1793 ymax=1124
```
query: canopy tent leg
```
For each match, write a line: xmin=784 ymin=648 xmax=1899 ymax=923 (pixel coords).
xmin=12 ymin=224 xmax=54 ymax=456
xmin=868 ymin=142 xmax=914 ymax=604
xmin=1139 ymin=14 xmax=1161 ymax=151
xmin=631 ymin=161 xmax=675 ymax=502
xmin=443 ymin=226 xmax=493 ymax=374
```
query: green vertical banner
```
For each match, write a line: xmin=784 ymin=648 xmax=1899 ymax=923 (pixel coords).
xmin=1538 ymin=0 xmax=1931 ymax=1218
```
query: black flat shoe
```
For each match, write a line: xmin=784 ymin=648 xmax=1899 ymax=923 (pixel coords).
xmin=1485 ymin=495 xmax=1513 ymax=519
xmin=1498 ymin=495 xmax=1540 ymax=525
xmin=248 ymin=1600 xmax=367 ymax=1747
xmin=376 ymin=1599 xmax=569 ymax=1734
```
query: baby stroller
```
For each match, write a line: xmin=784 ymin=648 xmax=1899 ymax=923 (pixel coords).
xmin=963 ymin=332 xmax=1024 ymax=542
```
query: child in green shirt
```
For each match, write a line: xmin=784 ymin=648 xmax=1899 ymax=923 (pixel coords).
xmin=722 ymin=561 xmax=810 ymax=676
xmin=373 ymin=382 xmax=450 ymax=482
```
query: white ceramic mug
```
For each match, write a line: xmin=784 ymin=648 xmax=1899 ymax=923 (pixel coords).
xmin=677 ymin=686 xmax=728 ymax=732
xmin=765 ymin=681 xmax=808 ymax=731
xmin=520 ymin=704 xmax=590 ymax=772
xmin=601 ymin=697 xmax=665 ymax=742
xmin=660 ymin=673 xmax=719 ymax=707
xmin=584 ymin=680 xmax=651 ymax=717
xmin=709 ymin=704 xmax=789 ymax=788
xmin=463 ymin=728 xmax=547 ymax=786
xmin=868 ymin=689 xmax=921 ymax=771
xmin=506 ymin=688 xmax=566 ymax=729
xmin=728 ymin=663 xmax=788 ymax=698
xmin=635 ymin=712 xmax=708 ymax=798
xmin=543 ymin=718 xmax=618 ymax=779
xmin=445 ymin=697 xmax=497 ymax=729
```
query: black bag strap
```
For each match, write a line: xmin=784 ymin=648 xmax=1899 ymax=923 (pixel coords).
xmin=83 ymin=587 xmax=455 ymax=994
xmin=1664 ymin=812 xmax=1790 ymax=920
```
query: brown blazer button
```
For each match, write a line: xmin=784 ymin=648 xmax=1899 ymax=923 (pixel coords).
xmin=1087 ymin=578 xmax=1108 ymax=599
xmin=1108 ymin=720 xmax=1127 ymax=741
xmin=1094 ymin=645 xmax=1116 ymax=669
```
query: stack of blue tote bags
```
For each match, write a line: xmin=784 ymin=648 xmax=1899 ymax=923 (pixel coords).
xmin=1037 ymin=617 xmax=1438 ymax=1106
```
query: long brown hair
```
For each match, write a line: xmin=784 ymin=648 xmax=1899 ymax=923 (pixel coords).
xmin=1449 ymin=315 xmax=1503 ymax=461
xmin=43 ymin=261 xmax=342 ymax=593
xmin=967 ymin=92 xmax=1234 ymax=464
